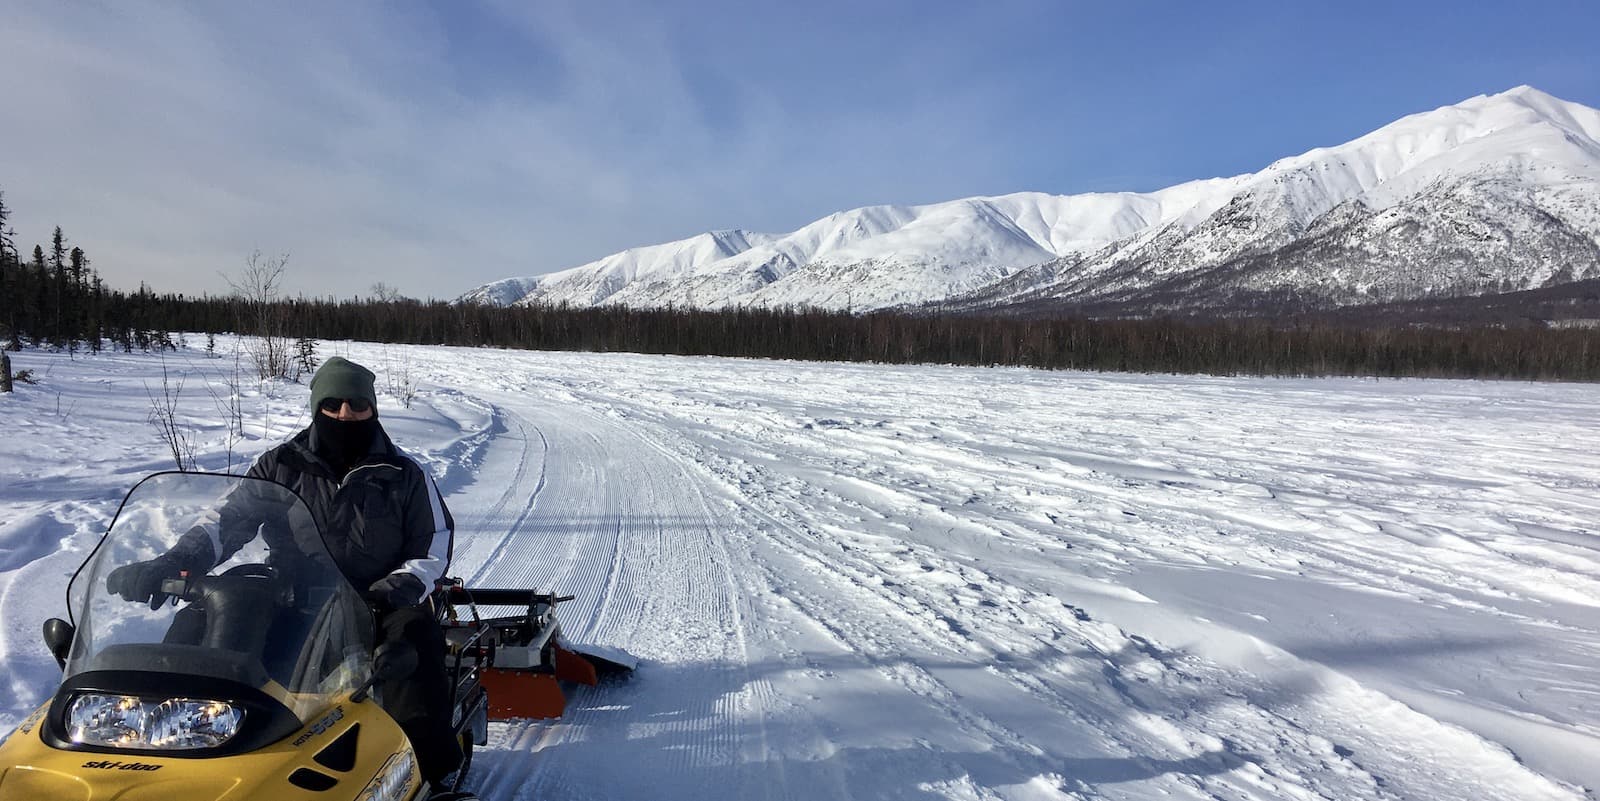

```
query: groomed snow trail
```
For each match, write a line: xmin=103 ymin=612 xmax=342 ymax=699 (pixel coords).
xmin=1 ymin=344 xmax=1596 ymax=801
xmin=437 ymin=381 xmax=773 ymax=801
xmin=430 ymin=351 xmax=1593 ymax=801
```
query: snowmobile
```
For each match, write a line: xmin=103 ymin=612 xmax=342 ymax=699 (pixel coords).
xmin=0 ymin=472 xmax=632 ymax=800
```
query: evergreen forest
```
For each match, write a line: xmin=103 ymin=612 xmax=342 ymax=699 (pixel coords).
xmin=3 ymin=188 xmax=1598 ymax=382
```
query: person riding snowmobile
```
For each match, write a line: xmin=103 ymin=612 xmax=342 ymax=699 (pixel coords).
xmin=103 ymin=356 xmax=463 ymax=786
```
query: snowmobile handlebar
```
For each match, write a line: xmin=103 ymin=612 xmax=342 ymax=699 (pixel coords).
xmin=158 ymin=567 xmax=293 ymax=609
xmin=155 ymin=570 xmax=291 ymax=654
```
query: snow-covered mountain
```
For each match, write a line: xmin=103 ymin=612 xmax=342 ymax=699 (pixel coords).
xmin=461 ymin=86 xmax=1600 ymax=314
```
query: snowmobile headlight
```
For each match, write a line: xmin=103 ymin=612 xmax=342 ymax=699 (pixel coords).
xmin=358 ymin=748 xmax=418 ymax=801
xmin=146 ymin=699 xmax=244 ymax=748
xmin=67 ymin=694 xmax=148 ymax=748
xmin=67 ymin=694 xmax=243 ymax=749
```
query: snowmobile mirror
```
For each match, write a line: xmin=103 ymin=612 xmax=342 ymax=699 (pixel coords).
xmin=352 ymin=641 xmax=418 ymax=703
xmin=42 ymin=618 xmax=75 ymax=669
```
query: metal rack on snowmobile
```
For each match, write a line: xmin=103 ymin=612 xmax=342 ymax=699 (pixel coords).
xmin=434 ymin=583 xmax=636 ymax=723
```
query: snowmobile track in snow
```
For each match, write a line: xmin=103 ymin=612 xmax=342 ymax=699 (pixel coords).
xmin=4 ymin=346 xmax=1597 ymax=801
xmin=446 ymin=388 xmax=766 ymax=801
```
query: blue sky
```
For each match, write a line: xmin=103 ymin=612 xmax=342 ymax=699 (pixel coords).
xmin=2 ymin=0 xmax=1596 ymax=300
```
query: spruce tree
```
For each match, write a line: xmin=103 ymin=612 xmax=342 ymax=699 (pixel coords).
xmin=49 ymin=227 xmax=68 ymax=347
xmin=69 ymin=247 xmax=89 ymax=347
xmin=31 ymin=245 xmax=47 ymax=346
xmin=50 ymin=226 xmax=66 ymax=271
xmin=0 ymin=191 xmax=14 ymax=267
xmin=90 ymin=274 xmax=104 ymax=353
xmin=0 ymin=194 xmax=11 ymax=346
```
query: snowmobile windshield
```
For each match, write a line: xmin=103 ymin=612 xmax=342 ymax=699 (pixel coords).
xmin=64 ymin=472 xmax=376 ymax=723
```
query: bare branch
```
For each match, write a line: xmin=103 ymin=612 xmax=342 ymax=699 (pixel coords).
xmin=224 ymin=251 xmax=293 ymax=380
xmin=145 ymin=358 xmax=196 ymax=471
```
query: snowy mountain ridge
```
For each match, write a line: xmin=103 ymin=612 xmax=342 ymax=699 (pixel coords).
xmin=461 ymin=86 xmax=1600 ymax=314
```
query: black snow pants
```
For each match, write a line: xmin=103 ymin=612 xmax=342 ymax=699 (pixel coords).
xmin=378 ymin=603 xmax=464 ymax=784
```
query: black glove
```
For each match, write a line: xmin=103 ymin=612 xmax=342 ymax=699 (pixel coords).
xmin=367 ymin=573 xmax=427 ymax=609
xmin=105 ymin=554 xmax=190 ymax=610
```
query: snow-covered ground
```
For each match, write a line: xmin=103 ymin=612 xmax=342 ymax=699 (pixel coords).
xmin=2 ymin=341 xmax=1597 ymax=801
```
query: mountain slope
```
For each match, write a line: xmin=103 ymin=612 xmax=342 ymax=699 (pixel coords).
xmin=463 ymin=86 xmax=1600 ymax=315
xmin=958 ymin=86 xmax=1600 ymax=314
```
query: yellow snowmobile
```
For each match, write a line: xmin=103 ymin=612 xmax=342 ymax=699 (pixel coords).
xmin=0 ymin=472 xmax=631 ymax=800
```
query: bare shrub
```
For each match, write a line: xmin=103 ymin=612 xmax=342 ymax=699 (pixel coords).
xmin=381 ymin=346 xmax=419 ymax=409
xmin=146 ymin=359 xmax=196 ymax=471
xmin=225 ymin=252 xmax=292 ymax=380
xmin=369 ymin=282 xmax=406 ymax=303
xmin=52 ymin=389 xmax=75 ymax=418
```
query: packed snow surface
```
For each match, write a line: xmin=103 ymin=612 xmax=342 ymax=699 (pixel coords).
xmin=2 ymin=341 xmax=1598 ymax=801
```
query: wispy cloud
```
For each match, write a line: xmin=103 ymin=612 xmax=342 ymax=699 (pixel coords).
xmin=0 ymin=2 xmax=1032 ymax=299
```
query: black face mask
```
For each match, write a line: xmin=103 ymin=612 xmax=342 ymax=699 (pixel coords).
xmin=311 ymin=413 xmax=380 ymax=472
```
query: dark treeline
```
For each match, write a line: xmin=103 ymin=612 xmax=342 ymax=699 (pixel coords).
xmin=4 ymin=259 xmax=1599 ymax=381
xmin=4 ymin=188 xmax=1599 ymax=381
xmin=0 ymin=191 xmax=114 ymax=354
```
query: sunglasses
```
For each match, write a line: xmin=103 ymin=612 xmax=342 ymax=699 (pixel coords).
xmin=318 ymin=397 xmax=373 ymax=413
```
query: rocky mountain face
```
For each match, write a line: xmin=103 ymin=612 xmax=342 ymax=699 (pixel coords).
xmin=462 ymin=87 xmax=1600 ymax=317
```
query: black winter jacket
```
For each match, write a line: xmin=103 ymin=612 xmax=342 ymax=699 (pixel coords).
xmin=177 ymin=424 xmax=454 ymax=601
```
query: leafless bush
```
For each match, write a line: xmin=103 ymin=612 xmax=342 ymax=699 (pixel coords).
xmin=369 ymin=282 xmax=406 ymax=303
xmin=225 ymin=251 xmax=292 ymax=381
xmin=146 ymin=359 xmax=196 ymax=471
xmin=52 ymin=390 xmax=76 ymax=418
xmin=381 ymin=346 xmax=419 ymax=409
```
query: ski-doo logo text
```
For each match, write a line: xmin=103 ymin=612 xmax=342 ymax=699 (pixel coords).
xmin=82 ymin=760 xmax=162 ymax=771
xmin=293 ymin=705 xmax=345 ymax=747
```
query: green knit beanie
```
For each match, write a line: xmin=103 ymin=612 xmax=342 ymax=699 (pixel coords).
xmin=309 ymin=357 xmax=378 ymax=416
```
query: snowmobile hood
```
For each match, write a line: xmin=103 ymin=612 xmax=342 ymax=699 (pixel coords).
xmin=0 ymin=764 xmax=237 ymax=800
xmin=0 ymin=693 xmax=423 ymax=800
